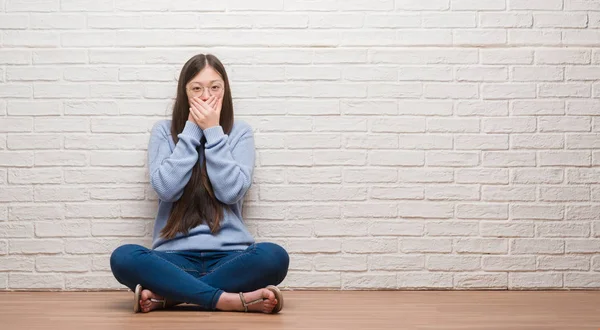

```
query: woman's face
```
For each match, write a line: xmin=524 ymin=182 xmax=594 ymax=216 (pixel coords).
xmin=185 ymin=65 xmax=225 ymax=103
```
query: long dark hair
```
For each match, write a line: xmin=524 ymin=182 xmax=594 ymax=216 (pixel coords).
xmin=161 ymin=54 xmax=234 ymax=239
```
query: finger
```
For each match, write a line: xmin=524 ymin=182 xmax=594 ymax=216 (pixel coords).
xmin=192 ymin=97 xmax=211 ymax=115
xmin=189 ymin=107 xmax=202 ymax=123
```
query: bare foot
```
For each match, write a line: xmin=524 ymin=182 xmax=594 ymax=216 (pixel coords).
xmin=216 ymin=288 xmax=278 ymax=313
xmin=139 ymin=289 xmax=169 ymax=313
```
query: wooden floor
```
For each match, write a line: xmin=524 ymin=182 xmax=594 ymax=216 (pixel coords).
xmin=0 ymin=291 xmax=599 ymax=330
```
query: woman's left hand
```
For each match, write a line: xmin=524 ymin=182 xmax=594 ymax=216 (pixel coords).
xmin=189 ymin=96 xmax=222 ymax=131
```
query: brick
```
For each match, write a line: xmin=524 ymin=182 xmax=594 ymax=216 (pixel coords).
xmin=35 ymin=118 xmax=88 ymax=133
xmin=482 ymin=186 xmax=536 ymax=202
xmin=539 ymin=83 xmax=591 ymax=98
xmin=480 ymin=222 xmax=535 ymax=237
xmin=540 ymin=151 xmax=591 ymax=166
xmin=370 ymin=255 xmax=425 ymax=271
xmin=369 ymin=151 xmax=424 ymax=166
xmin=480 ymin=13 xmax=532 ymax=28
xmin=427 ymin=151 xmax=479 ymax=167
xmin=34 ymin=151 xmax=87 ymax=166
xmin=568 ymin=169 xmax=600 ymax=183
xmin=0 ymin=187 xmax=33 ymax=202
xmin=425 ymin=185 xmax=479 ymax=201
xmin=0 ymin=50 xmax=31 ymax=64
xmin=0 ymin=256 xmax=34 ymax=271
xmin=369 ymin=221 xmax=424 ymax=237
xmin=343 ymin=238 xmax=397 ymax=254
xmin=0 ymin=223 xmax=33 ymax=238
xmin=7 ymin=68 xmax=61 ymax=82
xmin=456 ymin=204 xmax=509 ymax=220
xmin=344 ymin=168 xmax=397 ymax=183
xmin=400 ymin=238 xmax=452 ymax=253
xmin=481 ymin=49 xmax=533 ymax=65
xmin=66 ymin=275 xmax=122 ymax=290
xmin=565 ymin=0 xmax=600 ymax=10
xmin=511 ymin=239 xmax=564 ymax=254
xmin=60 ymin=0 xmax=113 ymax=11
xmin=538 ymin=256 xmax=590 ymax=271
xmin=34 ymin=186 xmax=87 ymax=202
xmin=451 ymin=0 xmax=505 ymax=10
xmin=456 ymin=273 xmax=508 ymax=289
xmin=36 ymin=256 xmax=90 ymax=272
xmin=286 ymin=239 xmax=341 ymax=254
xmin=31 ymin=14 xmax=85 ymax=29
xmin=482 ymin=151 xmax=536 ymax=167
xmin=398 ymin=272 xmax=453 ymax=289
xmin=567 ymin=205 xmax=600 ymax=220
xmin=371 ymin=49 xmax=477 ymax=64
xmin=427 ymin=255 xmax=480 ymax=271
xmin=456 ymin=134 xmax=508 ymax=150
xmin=288 ymin=168 xmax=341 ymax=184
xmin=8 ymin=168 xmax=62 ymax=184
xmin=364 ymin=14 xmax=420 ymax=28
xmin=509 ymin=0 xmax=562 ymax=10
xmin=427 ymin=118 xmax=480 ymax=133
xmin=314 ymin=221 xmax=368 ymax=237
xmin=287 ymin=66 xmax=340 ymax=81
xmin=398 ymin=134 xmax=453 ymax=150
xmin=3 ymin=31 xmax=59 ymax=47
xmin=456 ymin=101 xmax=508 ymax=117
xmin=371 ymin=117 xmax=426 ymax=133
xmin=482 ymin=84 xmax=536 ymax=99
xmin=427 ymin=221 xmax=478 ymax=236
xmin=9 ymin=239 xmax=63 ymax=254
xmin=120 ymin=202 xmax=158 ymax=219
xmin=509 ymin=30 xmax=561 ymax=46
xmin=341 ymin=100 xmax=397 ymax=116
xmin=565 ymin=239 xmax=600 ymax=253
xmin=399 ymin=202 xmax=454 ymax=218
xmin=242 ymin=205 xmax=285 ymax=220
xmin=87 ymin=14 xmax=142 ymax=29
xmin=457 ymin=169 xmax=508 ymax=184
xmin=9 ymin=204 xmax=63 ymax=221
xmin=539 ymin=187 xmax=590 ymax=202
xmin=564 ymin=31 xmax=600 ymax=46
xmin=9 ymin=274 xmax=63 ymax=289
xmin=397 ymin=0 xmax=450 ymax=10
xmin=511 ymin=204 xmax=564 ymax=220
xmin=92 ymin=221 xmax=149 ymax=237
xmin=342 ymin=273 xmax=396 ymax=290
xmin=65 ymin=238 xmax=146 ymax=254
xmin=368 ymin=83 xmax=421 ymax=98
xmin=313 ymin=186 xmax=367 ymax=201
xmin=371 ymin=187 xmax=423 ymax=200
xmin=456 ymin=66 xmax=507 ymax=82
xmin=35 ymin=221 xmax=89 ymax=237
xmin=511 ymin=169 xmax=563 ymax=184
xmin=512 ymin=66 xmax=563 ymax=82
xmin=534 ymin=13 xmax=588 ymax=28
xmin=456 ymin=238 xmax=508 ymax=254
xmin=454 ymin=30 xmax=507 ymax=46
xmin=510 ymin=273 xmax=562 ymax=289
xmin=483 ymin=256 xmax=535 ymax=271
xmin=343 ymin=203 xmax=397 ymax=218
xmin=280 ymin=272 xmax=340 ymax=289
xmin=564 ymin=273 xmax=600 ymax=289
xmin=314 ymin=117 xmax=367 ymax=132
xmin=7 ymin=101 xmax=61 ymax=116
xmin=91 ymin=118 xmax=148 ymax=133
xmin=536 ymin=49 xmax=591 ymax=65
xmin=259 ymin=222 xmax=312 ymax=237
xmin=397 ymin=66 xmax=454 ymax=82
xmin=64 ymin=134 xmax=148 ymax=150
xmin=567 ymin=67 xmax=600 ymax=81
xmin=314 ymin=255 xmax=367 ymax=271
xmin=512 ymin=101 xmax=565 ymax=116
xmin=398 ymin=169 xmax=453 ymax=183
xmin=344 ymin=65 xmax=397 ymax=81
xmin=33 ymin=50 xmax=87 ymax=64
xmin=287 ymin=204 xmax=340 ymax=220
xmin=0 ymin=85 xmax=32 ymax=99
xmin=423 ymin=13 xmax=476 ymax=28
xmin=424 ymin=83 xmax=478 ymax=99
xmin=0 ymin=151 xmax=34 ymax=166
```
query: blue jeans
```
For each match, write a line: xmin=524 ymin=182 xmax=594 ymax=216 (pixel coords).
xmin=110 ymin=242 xmax=289 ymax=311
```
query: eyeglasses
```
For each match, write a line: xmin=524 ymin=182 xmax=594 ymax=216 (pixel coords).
xmin=186 ymin=83 xmax=224 ymax=97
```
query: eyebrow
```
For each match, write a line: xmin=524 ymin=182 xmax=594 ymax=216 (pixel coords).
xmin=189 ymin=80 xmax=223 ymax=84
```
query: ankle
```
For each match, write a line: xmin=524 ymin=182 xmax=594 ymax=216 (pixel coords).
xmin=215 ymin=292 xmax=237 ymax=311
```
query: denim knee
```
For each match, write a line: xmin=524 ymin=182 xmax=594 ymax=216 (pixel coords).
xmin=110 ymin=244 xmax=146 ymax=279
xmin=256 ymin=242 xmax=289 ymax=283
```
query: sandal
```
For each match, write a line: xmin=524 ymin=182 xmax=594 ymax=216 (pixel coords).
xmin=133 ymin=284 xmax=166 ymax=313
xmin=238 ymin=285 xmax=284 ymax=314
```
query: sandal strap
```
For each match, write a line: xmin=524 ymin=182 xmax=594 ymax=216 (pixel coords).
xmin=239 ymin=292 xmax=265 ymax=312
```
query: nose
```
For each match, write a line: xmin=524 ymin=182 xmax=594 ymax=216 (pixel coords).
xmin=200 ymin=88 xmax=210 ymax=101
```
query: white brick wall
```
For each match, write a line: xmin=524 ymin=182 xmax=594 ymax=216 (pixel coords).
xmin=1 ymin=0 xmax=600 ymax=291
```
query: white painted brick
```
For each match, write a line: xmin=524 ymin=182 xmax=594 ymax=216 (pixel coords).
xmin=0 ymin=84 xmax=33 ymax=98
xmin=398 ymin=169 xmax=453 ymax=183
xmin=371 ymin=187 xmax=423 ymax=200
xmin=34 ymin=118 xmax=88 ymax=133
xmin=484 ymin=118 xmax=537 ymax=134
xmin=35 ymin=221 xmax=89 ymax=237
xmin=456 ymin=66 xmax=507 ymax=82
xmin=242 ymin=205 xmax=285 ymax=221
xmin=9 ymin=274 xmax=63 ymax=289
xmin=313 ymin=186 xmax=367 ymax=201
xmin=564 ymin=273 xmax=600 ymax=288
xmin=364 ymin=14 xmax=420 ymax=28
xmin=540 ymin=117 xmax=591 ymax=133
xmin=342 ymin=203 xmax=397 ymax=218
xmin=64 ymin=67 xmax=118 ymax=82
xmin=259 ymin=222 xmax=312 ymax=237
xmin=540 ymin=186 xmax=589 ymax=202
xmin=398 ymin=272 xmax=453 ymax=289
xmin=427 ymin=151 xmax=479 ymax=167
xmin=9 ymin=239 xmax=63 ymax=254
xmin=536 ymin=49 xmax=590 ymax=65
xmin=314 ymin=49 xmax=366 ymax=64
xmin=509 ymin=0 xmax=562 ymax=10
xmin=314 ymin=117 xmax=366 ymax=132
xmin=427 ymin=118 xmax=479 ymax=133
xmin=483 ymin=256 xmax=535 ymax=271
xmin=397 ymin=67 xmax=453 ymax=82
xmin=7 ymin=67 xmax=60 ymax=82
xmin=314 ymin=150 xmax=366 ymax=166
xmin=6 ymin=0 xmax=57 ymax=12
xmin=481 ymin=49 xmax=533 ymax=65
xmin=287 ymin=168 xmax=341 ymax=183
xmin=511 ymin=169 xmax=563 ymax=184
xmin=341 ymin=100 xmax=397 ymax=115
xmin=8 ymin=168 xmax=61 ymax=184
xmin=424 ymin=83 xmax=478 ymax=99
xmin=512 ymin=100 xmax=565 ymax=116
xmin=565 ymin=239 xmax=600 ymax=253
xmin=0 ymin=241 xmax=6 ymax=255
xmin=456 ymin=101 xmax=508 ymax=117
xmin=480 ymin=13 xmax=532 ymax=28
xmin=66 ymin=275 xmax=122 ymax=290
xmin=310 ymin=13 xmax=364 ymax=28
xmin=369 ymin=151 xmax=424 ymax=166
xmin=92 ymin=221 xmax=149 ymax=237
xmin=427 ymin=221 xmax=478 ymax=236
xmin=399 ymin=101 xmax=453 ymax=116
xmin=427 ymin=255 xmax=480 ymax=271
xmin=314 ymin=255 xmax=367 ymax=271
xmin=400 ymin=238 xmax=452 ymax=253
xmin=456 ymin=238 xmax=508 ymax=254
xmin=0 ymin=151 xmax=33 ymax=168
xmin=370 ymin=221 xmax=424 ymax=237
xmin=480 ymin=222 xmax=534 ymax=238
xmin=367 ymin=83 xmax=421 ymax=98
xmin=567 ymin=66 xmax=600 ymax=81
xmin=0 ymin=256 xmax=34 ymax=271
xmin=455 ymin=273 xmax=507 ymax=289
xmin=34 ymin=186 xmax=87 ymax=202
xmin=482 ymin=84 xmax=536 ymax=100
xmin=456 ymin=169 xmax=509 ymax=184
xmin=370 ymin=255 xmax=425 ymax=271
xmin=511 ymin=204 xmax=564 ymax=220
xmin=61 ymin=0 xmax=112 ymax=11
xmin=451 ymin=0 xmax=505 ymax=10
xmin=371 ymin=118 xmax=426 ymax=133
xmin=343 ymin=238 xmax=397 ymax=254
xmin=423 ymin=13 xmax=476 ymax=28
xmin=87 ymin=15 xmax=142 ymax=29
xmin=482 ymin=186 xmax=536 ymax=202
xmin=33 ymin=50 xmax=87 ymax=64
xmin=564 ymin=31 xmax=600 ymax=46
xmin=508 ymin=30 xmax=561 ymax=46
xmin=539 ymin=83 xmax=591 ymax=98
xmin=287 ymin=66 xmax=340 ymax=81
xmin=538 ymin=256 xmax=589 ymax=271
xmin=314 ymin=221 xmax=368 ymax=237
xmin=540 ymin=151 xmax=591 ymax=166
xmin=65 ymin=134 xmax=148 ymax=150
xmin=399 ymin=202 xmax=454 ymax=218
xmin=260 ymin=151 xmax=312 ymax=166
xmin=511 ymin=239 xmax=565 ymax=254
xmin=0 ymin=223 xmax=33 ymax=238
xmin=91 ymin=118 xmax=147 ymax=133
xmin=568 ymin=169 xmax=600 ymax=184
xmin=509 ymin=273 xmax=562 ymax=289
xmin=534 ymin=13 xmax=588 ymax=28
xmin=344 ymin=169 xmax=397 ymax=183
xmin=371 ymin=49 xmax=478 ymax=64
xmin=425 ymin=185 xmax=479 ymax=201
xmin=66 ymin=203 xmax=119 ymax=218
xmin=456 ymin=135 xmax=508 ymax=150
xmin=342 ymin=273 xmax=396 ymax=289
xmin=565 ymin=0 xmax=600 ymax=10
xmin=3 ymin=31 xmax=59 ymax=47
xmin=280 ymin=272 xmax=340 ymax=289
xmin=538 ymin=222 xmax=590 ymax=238
xmin=34 ymin=151 xmax=87 ymax=166
xmin=482 ymin=151 xmax=536 ymax=167
xmin=567 ymin=206 xmax=600 ymax=221
xmin=286 ymin=239 xmax=340 ymax=254
xmin=456 ymin=203 xmax=509 ymax=220
xmin=65 ymin=101 xmax=118 ymax=116
xmin=36 ymin=256 xmax=90 ymax=272
xmin=397 ymin=0 xmax=450 ymax=10
xmin=30 ymin=14 xmax=85 ymax=29
xmin=512 ymin=66 xmax=563 ymax=82
xmin=454 ymin=30 xmax=507 ymax=46
xmin=7 ymin=101 xmax=61 ymax=117
xmin=398 ymin=134 xmax=453 ymax=150
xmin=0 ymin=50 xmax=31 ymax=64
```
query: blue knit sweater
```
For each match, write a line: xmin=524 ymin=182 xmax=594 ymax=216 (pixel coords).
xmin=147 ymin=119 xmax=255 ymax=251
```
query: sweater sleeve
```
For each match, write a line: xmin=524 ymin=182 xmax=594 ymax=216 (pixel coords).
xmin=203 ymin=124 xmax=255 ymax=205
xmin=148 ymin=121 xmax=203 ymax=202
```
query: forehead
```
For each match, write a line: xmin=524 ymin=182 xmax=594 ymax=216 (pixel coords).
xmin=188 ymin=66 xmax=223 ymax=85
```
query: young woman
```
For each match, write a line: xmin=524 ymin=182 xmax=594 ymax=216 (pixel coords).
xmin=110 ymin=54 xmax=289 ymax=314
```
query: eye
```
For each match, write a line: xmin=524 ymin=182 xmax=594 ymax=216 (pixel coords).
xmin=212 ymin=85 xmax=222 ymax=91
xmin=192 ymin=86 xmax=202 ymax=91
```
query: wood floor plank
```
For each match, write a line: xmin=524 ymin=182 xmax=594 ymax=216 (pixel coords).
xmin=0 ymin=291 xmax=599 ymax=330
